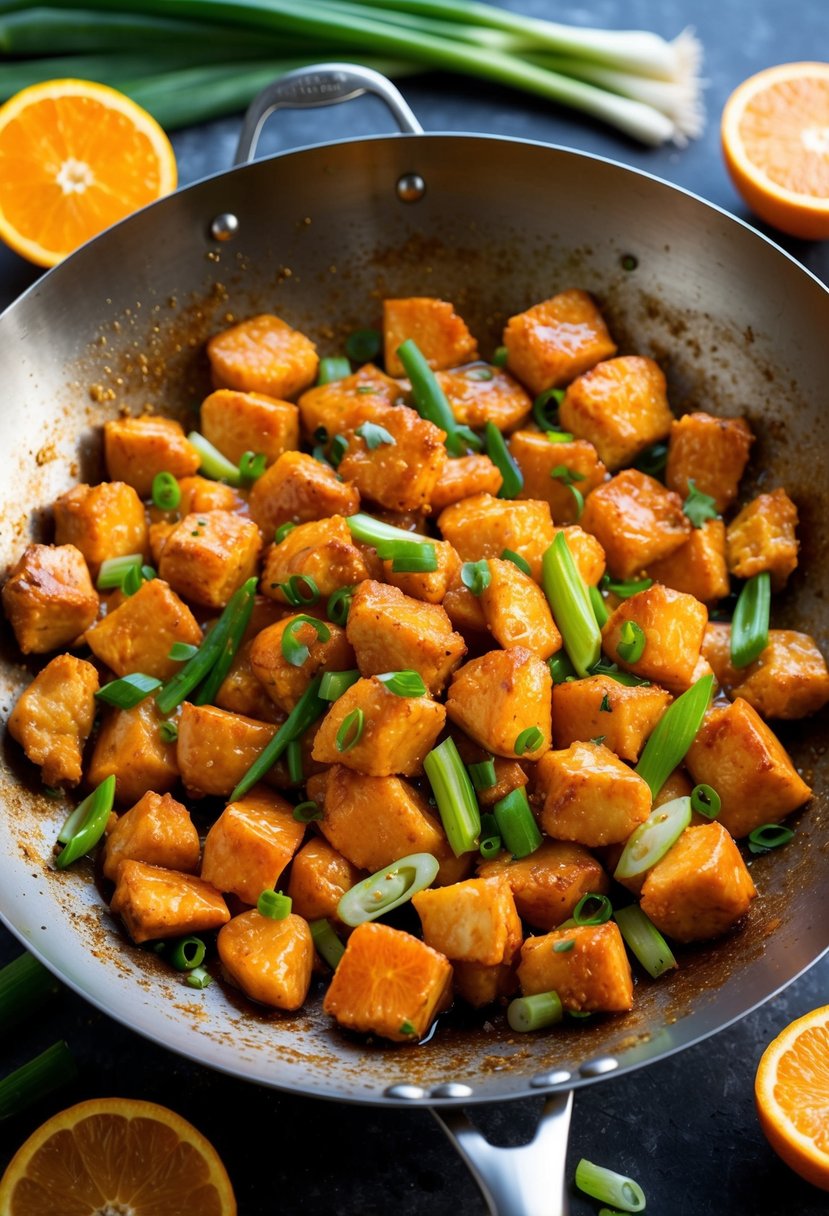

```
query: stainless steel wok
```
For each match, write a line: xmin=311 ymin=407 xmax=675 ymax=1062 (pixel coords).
xmin=1 ymin=66 xmax=827 ymax=1216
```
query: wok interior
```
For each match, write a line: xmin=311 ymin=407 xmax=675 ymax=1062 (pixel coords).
xmin=0 ymin=135 xmax=827 ymax=1104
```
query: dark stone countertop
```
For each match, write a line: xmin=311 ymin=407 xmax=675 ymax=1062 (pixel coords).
xmin=1 ymin=2 xmax=828 ymax=1213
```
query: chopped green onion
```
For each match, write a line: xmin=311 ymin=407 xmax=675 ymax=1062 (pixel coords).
xmin=326 ymin=584 xmax=356 ymax=626
xmin=492 ymin=787 xmax=542 ymax=859
xmin=484 ymin=420 xmax=523 ymax=498
xmin=730 ymin=572 xmax=771 ymax=669
xmin=310 ymin=918 xmax=345 ymax=969
xmin=589 ymin=659 xmax=651 ymax=687
xmin=600 ymin=693 xmax=612 ymax=713
xmin=329 ymin=434 xmax=349 ymax=468
xmin=399 ymin=1019 xmax=417 ymax=1036
xmin=469 ymin=758 xmax=497 ymax=791
xmin=336 ymin=707 xmax=365 ymax=753
xmin=396 ymin=339 xmax=463 ymax=455
xmin=492 ymin=345 xmax=508 ymax=368
xmin=96 ymin=672 xmax=161 ymax=709
xmin=168 ymin=641 xmax=199 ymax=662
xmin=0 ymin=1041 xmax=77 ymax=1122
xmin=500 ymin=548 xmax=531 ymax=576
xmin=573 ymin=892 xmax=613 ymax=925
xmin=391 ymin=545 xmax=438 ymax=573
xmin=0 ymin=954 xmax=60 ymax=1035
xmin=479 ymin=810 xmax=502 ymax=859
xmin=514 ymin=726 xmax=544 ymax=756
xmin=238 ymin=450 xmax=267 ymax=485
xmin=346 ymin=512 xmax=434 ymax=549
xmin=152 ymin=471 xmax=181 ymax=512
xmin=634 ymin=441 xmax=668 ymax=478
xmin=532 ymin=387 xmax=565 ymax=431
xmin=311 ymin=443 xmax=333 ymax=468
xmin=461 ymin=559 xmax=491 ymax=596
xmin=591 ymin=735 xmax=606 ymax=745
xmin=286 ymin=739 xmax=304 ymax=785
xmin=319 ymin=669 xmax=361 ymax=701
xmin=614 ymin=796 xmax=692 ymax=880
xmin=614 ymin=905 xmax=677 ymax=978
xmin=549 ymin=651 xmax=577 ymax=683
xmin=635 ymin=673 xmax=714 ymax=797
xmin=338 ymin=853 xmax=440 ymax=927
xmin=346 ymin=328 xmax=382 ymax=363
xmin=601 ymin=574 xmax=653 ymax=599
xmin=507 ymin=991 xmax=563 ymax=1033
xmin=191 ymin=592 xmax=257 ymax=708
xmin=575 ymin=1160 xmax=646 ymax=1213
xmin=122 ymin=562 xmax=146 ymax=596
xmin=274 ymin=521 xmax=297 ymax=544
xmin=281 ymin=614 xmax=331 ymax=667
xmin=691 ymin=783 xmax=721 ymax=819
xmin=465 ymin=364 xmax=495 ymax=382
xmin=186 ymin=967 xmax=212 ymax=990
xmin=748 ymin=823 xmax=794 ymax=855
xmin=542 ymin=532 xmax=602 ymax=678
xmin=589 ymin=584 xmax=609 ymax=628
xmin=96 ymin=553 xmax=143 ymax=592
xmin=377 ymin=670 xmax=427 ymax=697
xmin=550 ymin=463 xmax=586 ymax=517
xmin=683 ymin=478 xmax=719 ymax=527
xmin=453 ymin=424 xmax=484 ymax=453
xmin=187 ymin=431 xmax=242 ymax=486
xmin=257 ymin=889 xmax=292 ymax=919
xmin=55 ymin=775 xmax=116 ymax=870
xmin=276 ymin=574 xmax=320 ymax=607
xmin=616 ymin=620 xmax=646 ymax=664
xmin=317 ymin=356 xmax=352 ymax=385
xmin=293 ymin=800 xmax=323 ymax=823
xmin=314 ymin=426 xmax=329 ymax=444
xmin=553 ymin=939 xmax=575 ymax=953
xmin=546 ymin=430 xmax=575 ymax=443
xmin=159 ymin=719 xmax=179 ymax=744
xmin=168 ymin=936 xmax=206 ymax=972
xmin=230 ymin=675 xmax=327 ymax=802
xmin=424 ymin=737 xmax=481 ymax=857
xmin=355 ymin=421 xmax=395 ymax=449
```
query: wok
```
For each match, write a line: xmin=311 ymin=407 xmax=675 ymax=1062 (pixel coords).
xmin=1 ymin=65 xmax=828 ymax=1215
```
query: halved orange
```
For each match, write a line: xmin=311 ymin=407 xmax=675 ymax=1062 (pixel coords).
xmin=0 ymin=79 xmax=177 ymax=268
xmin=722 ymin=62 xmax=829 ymax=240
xmin=0 ymin=1097 xmax=237 ymax=1214
xmin=755 ymin=1004 xmax=829 ymax=1190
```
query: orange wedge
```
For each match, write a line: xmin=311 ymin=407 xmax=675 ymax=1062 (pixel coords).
xmin=0 ymin=1097 xmax=237 ymax=1214
xmin=755 ymin=1004 xmax=829 ymax=1190
xmin=722 ymin=62 xmax=829 ymax=240
xmin=0 ymin=79 xmax=177 ymax=268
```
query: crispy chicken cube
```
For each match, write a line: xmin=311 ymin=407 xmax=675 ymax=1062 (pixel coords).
xmin=103 ymin=416 xmax=199 ymax=498
xmin=102 ymin=792 xmax=200 ymax=882
xmin=158 ymin=510 xmax=261 ymax=609
xmin=502 ymin=289 xmax=617 ymax=395
xmin=176 ymin=703 xmax=277 ymax=799
xmin=383 ymin=297 xmax=477 ymax=377
xmin=666 ymin=411 xmax=754 ymax=512
xmin=429 ymin=454 xmax=503 ymax=511
xmin=551 ymin=526 xmax=606 ymax=586
xmin=536 ymin=741 xmax=652 ymax=846
xmin=250 ymin=616 xmax=353 ymax=714
xmin=381 ymin=539 xmax=460 ymax=604
xmin=346 ymin=579 xmax=465 ymax=695
xmin=453 ymin=960 xmax=518 ymax=1008
xmin=645 ymin=519 xmax=729 ymax=604
xmin=517 ymin=922 xmax=633 ymax=1013
xmin=218 ymin=910 xmax=314 ymax=1011
xmin=438 ymin=493 xmax=555 ymax=582
xmin=207 ymin=313 xmax=318 ymax=398
xmin=200 ymin=388 xmax=299 ymax=466
xmin=53 ymin=482 xmax=147 ymax=576
xmin=312 ymin=677 xmax=445 ymax=777
xmin=601 ymin=584 xmax=708 ymax=687
xmin=479 ymin=557 xmax=562 ymax=658
xmin=413 ymin=876 xmax=522 ymax=966
xmin=2 ymin=543 xmax=98 ymax=654
xmin=111 ymin=860 xmax=229 ymax=944
xmin=726 ymin=488 xmax=799 ymax=590
xmin=551 ymin=674 xmax=672 ymax=762
xmin=447 ymin=646 xmax=551 ymax=759
xmin=323 ymin=921 xmax=453 ymax=1043
xmin=201 ymin=788 xmax=305 ymax=905
xmin=509 ymin=432 xmax=608 ymax=525
xmin=261 ymin=515 xmax=369 ymax=604
xmin=286 ymin=837 xmax=363 ymax=923
xmin=435 ymin=363 xmax=532 ymax=431
xmin=338 ymin=406 xmax=448 ymax=513
xmin=478 ymin=839 xmax=609 ymax=931
xmin=581 ymin=469 xmax=691 ymax=578
xmin=560 ymin=355 xmax=674 ymax=471
xmin=728 ymin=629 xmax=829 ymax=719
xmin=8 ymin=654 xmax=98 ymax=787
xmin=249 ymin=450 xmax=360 ymax=536
xmin=640 ymin=820 xmax=757 ymax=943
xmin=685 ymin=698 xmax=812 ymax=837
xmin=87 ymin=699 xmax=178 ymax=805
xmin=176 ymin=475 xmax=245 ymax=517
xmin=85 ymin=578 xmax=202 ymax=680
xmin=297 ymin=363 xmax=400 ymax=437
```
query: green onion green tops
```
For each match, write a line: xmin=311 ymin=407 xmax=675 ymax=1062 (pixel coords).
xmin=337 ymin=853 xmax=440 ymax=927
xmin=542 ymin=532 xmax=602 ymax=678
xmin=293 ymin=800 xmax=323 ymax=823
xmin=461 ymin=559 xmax=491 ymax=596
xmin=550 ymin=463 xmax=586 ymax=517
xmin=238 ymin=451 xmax=267 ymax=485
xmin=484 ymin=420 xmax=523 ymax=498
xmin=468 ymin=757 xmax=497 ymax=791
xmin=553 ymin=939 xmax=575 ymax=953
xmin=500 ymin=548 xmax=531 ymax=576
xmin=257 ymin=890 xmax=292 ymax=920
xmin=549 ymin=651 xmax=577 ymax=684
xmin=614 ymin=905 xmax=677 ymax=978
xmin=336 ymin=708 xmax=365 ymax=753
xmin=286 ymin=739 xmax=304 ymax=785
xmin=589 ymin=659 xmax=651 ymax=687
xmin=683 ymin=479 xmax=719 ymax=527
xmin=589 ymin=584 xmax=609 ymax=628
xmin=96 ymin=672 xmax=161 ymax=709
xmin=601 ymin=574 xmax=653 ymax=599
xmin=275 ymin=574 xmax=320 ymax=607
xmin=230 ymin=675 xmax=327 ymax=802
xmin=424 ymin=737 xmax=481 ymax=857
xmin=186 ymin=967 xmax=212 ymax=990
xmin=187 ymin=431 xmax=242 ymax=486
xmin=532 ymin=387 xmax=565 ymax=431
xmin=478 ymin=811 xmax=502 ymax=859
xmin=377 ymin=670 xmax=427 ymax=697
xmin=492 ymin=787 xmax=542 ymax=858
xmin=96 ymin=553 xmax=144 ymax=592
xmin=635 ymin=673 xmax=713 ymax=797
xmin=0 ymin=1040 xmax=78 ymax=1122
xmin=310 ymin=918 xmax=345 ymax=969
xmin=514 ymin=726 xmax=544 ymax=756
xmin=748 ymin=824 xmax=794 ymax=855
xmin=345 ymin=328 xmax=382 ymax=363
xmin=345 ymin=513 xmax=437 ymax=572
xmin=151 ymin=470 xmax=181 ymax=511
xmin=614 ymin=796 xmax=692 ymax=880
xmin=281 ymin=615 xmax=331 ymax=667
xmin=159 ymin=719 xmax=179 ymax=744
xmin=634 ymin=441 xmax=668 ymax=478
xmin=326 ymin=584 xmax=356 ymax=626
xmin=730 ymin=571 xmax=771 ymax=668
xmin=691 ymin=783 xmax=721 ymax=819
xmin=616 ymin=619 xmax=646 ymax=664
xmin=396 ymin=339 xmax=464 ymax=455
xmin=507 ymin=991 xmax=563 ymax=1033
xmin=390 ymin=545 xmax=438 ymax=574
xmin=0 ymin=953 xmax=60 ymax=1036
xmin=355 ymin=421 xmax=395 ymax=449
xmin=274 ymin=521 xmax=297 ymax=544
xmin=55 ymin=775 xmax=116 ymax=870
xmin=168 ymin=936 xmax=206 ymax=971
xmin=573 ymin=892 xmax=613 ymax=925
xmin=317 ymin=356 xmax=352 ymax=385
xmin=168 ymin=641 xmax=199 ymax=662
xmin=492 ymin=346 xmax=509 ymax=368
xmin=575 ymin=1160 xmax=646 ymax=1213
xmin=319 ymin=669 xmax=360 ymax=701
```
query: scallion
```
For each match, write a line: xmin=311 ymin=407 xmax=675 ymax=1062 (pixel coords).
xmin=152 ymin=470 xmax=181 ymax=512
xmin=168 ymin=641 xmax=199 ymax=662
xmin=257 ymin=889 xmax=292 ymax=919
xmin=96 ymin=672 xmax=162 ymax=709
xmin=553 ymin=939 xmax=575 ymax=953
xmin=461 ymin=559 xmax=491 ymax=596
xmin=589 ymin=584 xmax=609 ymax=628
xmin=542 ymin=532 xmax=601 ymax=677
xmin=614 ymin=796 xmax=692 ymax=880
xmin=396 ymin=338 xmax=463 ymax=455
xmin=326 ymin=584 xmax=356 ymax=626
xmin=293 ymin=800 xmax=323 ymax=823
xmin=469 ymin=757 xmax=497 ymax=791
xmin=275 ymin=574 xmax=321 ymax=607
xmin=238 ymin=450 xmax=267 ymax=485
xmin=281 ymin=615 xmax=331 ymax=667
xmin=55 ymin=775 xmax=116 ymax=870
xmin=549 ymin=651 xmax=577 ymax=683
xmin=635 ymin=673 xmax=713 ymax=797
xmin=96 ymin=553 xmax=143 ymax=591
xmin=573 ymin=892 xmax=613 ymax=925
xmin=492 ymin=787 xmax=542 ymax=858
xmin=338 ymin=853 xmax=440 ymax=927
xmin=346 ymin=328 xmax=382 ymax=363
xmin=546 ymin=430 xmax=575 ymax=443
xmin=187 ymin=430 xmax=242 ymax=486
xmin=391 ymin=545 xmax=438 ymax=573
xmin=310 ymin=918 xmax=345 ymax=968
xmin=159 ymin=719 xmax=179 ymax=744
xmin=168 ymin=936 xmax=206 ymax=971
xmin=691 ymin=783 xmax=721 ymax=819
xmin=286 ymin=739 xmax=304 ymax=785
xmin=550 ymin=463 xmax=585 ymax=517
xmin=748 ymin=823 xmax=794 ymax=855
xmin=424 ymin=737 xmax=481 ymax=857
xmin=336 ymin=707 xmax=365 ymax=753
xmin=500 ymin=548 xmax=531 ymax=576
xmin=492 ymin=345 xmax=508 ymax=368
xmin=614 ymin=905 xmax=677 ymax=978
xmin=0 ymin=1041 xmax=77 ymax=1121
xmin=377 ymin=670 xmax=427 ymax=697
xmin=479 ymin=810 xmax=502 ymax=859
xmin=329 ymin=434 xmax=349 ymax=468
xmin=601 ymin=574 xmax=653 ymax=599
xmin=589 ymin=658 xmax=651 ymax=687
xmin=484 ymin=420 xmax=523 ymax=498
xmin=317 ymin=355 xmax=352 ymax=385
xmin=575 ymin=1160 xmax=646 ymax=1213
xmin=355 ymin=421 xmax=395 ymax=449
xmin=346 ymin=512 xmax=434 ymax=549
xmin=186 ymin=966 xmax=212 ymax=989
xmin=616 ymin=619 xmax=646 ymax=664
xmin=230 ymin=675 xmax=327 ymax=802
xmin=514 ymin=726 xmax=544 ymax=756
xmin=730 ymin=572 xmax=771 ymax=669
xmin=275 ymin=521 xmax=297 ymax=544
xmin=0 ymin=953 xmax=60 ymax=1034
xmin=507 ymin=991 xmax=563 ymax=1033
xmin=683 ymin=479 xmax=719 ymax=527
xmin=532 ymin=387 xmax=565 ymax=431
xmin=319 ymin=669 xmax=361 ymax=701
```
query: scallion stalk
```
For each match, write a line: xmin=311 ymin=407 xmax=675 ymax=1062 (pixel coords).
xmin=635 ymin=673 xmax=713 ymax=797
xmin=730 ymin=572 xmax=771 ymax=669
xmin=492 ymin=787 xmax=542 ymax=858
xmin=484 ymin=420 xmax=523 ymax=498
xmin=187 ymin=431 xmax=242 ymax=485
xmin=310 ymin=918 xmax=346 ymax=968
xmin=542 ymin=532 xmax=601 ymax=677
xmin=575 ymin=1159 xmax=646 ymax=1213
xmin=96 ymin=672 xmax=161 ymax=710
xmin=230 ymin=676 xmax=327 ymax=802
xmin=338 ymin=853 xmax=440 ymax=926
xmin=286 ymin=739 xmax=304 ymax=785
xmin=319 ymin=669 xmax=361 ymax=701
xmin=573 ymin=892 xmax=613 ymax=925
xmin=614 ymin=796 xmax=691 ymax=881
xmin=96 ymin=553 xmax=143 ymax=592
xmin=317 ymin=355 xmax=352 ymax=385
xmin=468 ymin=757 xmax=496 ymax=791
xmin=152 ymin=470 xmax=181 ymax=511
xmin=55 ymin=775 xmax=116 ymax=870
xmin=257 ymin=889 xmax=292 ymax=919
xmin=0 ymin=1041 xmax=77 ymax=1121
xmin=396 ymin=338 xmax=462 ymax=454
xmin=377 ymin=670 xmax=427 ymax=697
xmin=0 ymin=953 xmax=60 ymax=1034
xmin=589 ymin=584 xmax=609 ymax=628
xmin=614 ymin=905 xmax=677 ymax=978
xmin=281 ymin=615 xmax=331 ymax=668
xmin=507 ymin=991 xmax=563 ymax=1033
xmin=424 ymin=736 xmax=481 ymax=857
xmin=168 ymin=936 xmax=206 ymax=971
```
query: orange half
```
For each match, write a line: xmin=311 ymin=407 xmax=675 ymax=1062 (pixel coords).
xmin=0 ymin=79 xmax=177 ymax=268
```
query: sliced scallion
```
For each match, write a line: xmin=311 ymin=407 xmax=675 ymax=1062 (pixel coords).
xmin=230 ymin=675 xmax=327 ymax=802
xmin=338 ymin=853 xmax=440 ymax=927
xmin=484 ymin=420 xmax=523 ymax=498
xmin=500 ymin=548 xmax=531 ymax=576
xmin=310 ymin=918 xmax=345 ymax=968
xmin=329 ymin=434 xmax=349 ymax=468
xmin=186 ymin=966 xmax=212 ymax=990
xmin=546 ymin=430 xmax=575 ymax=443
xmin=573 ymin=892 xmax=613 ymax=925
xmin=377 ymin=670 xmax=427 ymax=697
xmin=168 ymin=936 xmax=206 ymax=972
xmin=589 ymin=659 xmax=651 ymax=687
xmin=0 ymin=1041 xmax=77 ymax=1121
xmin=168 ymin=641 xmax=199 ymax=662
xmin=691 ymin=783 xmax=721 ymax=819
xmin=424 ymin=737 xmax=481 ymax=857
xmin=575 ymin=1160 xmax=646 ymax=1213
xmin=286 ymin=739 xmax=304 ymax=785
xmin=55 ymin=775 xmax=116 ymax=870
xmin=319 ymin=669 xmax=361 ymax=701
xmin=479 ymin=810 xmax=502 ymax=859
xmin=748 ymin=823 xmax=794 ymax=855
xmin=326 ymin=584 xmax=356 ymax=626
xmin=550 ymin=463 xmax=585 ymax=517
xmin=275 ymin=574 xmax=320 ymax=607
xmin=391 ymin=545 xmax=438 ymax=573
xmin=336 ymin=708 xmax=365 ymax=753
xmin=293 ymin=800 xmax=323 ymax=823
xmin=492 ymin=787 xmax=542 ymax=859
xmin=317 ymin=356 xmax=352 ymax=385
xmin=730 ymin=572 xmax=771 ymax=669
xmin=461 ymin=559 xmax=491 ymax=596
xmin=346 ymin=328 xmax=382 ymax=363
xmin=507 ymin=991 xmax=563 ymax=1033
xmin=616 ymin=619 xmax=647 ymax=664
xmin=553 ymin=939 xmax=575 ymax=953
xmin=257 ymin=889 xmax=292 ymax=920
xmin=589 ymin=584 xmax=609 ymax=628
xmin=275 ymin=521 xmax=297 ymax=544
xmin=152 ymin=470 xmax=181 ymax=511
xmin=281 ymin=615 xmax=331 ymax=667
xmin=96 ymin=553 xmax=142 ymax=591
xmin=549 ymin=651 xmax=577 ymax=683
xmin=238 ymin=450 xmax=267 ymax=485
xmin=346 ymin=512 xmax=433 ymax=549
xmin=614 ymin=905 xmax=677 ymax=978
xmin=187 ymin=431 xmax=242 ymax=486
xmin=96 ymin=672 xmax=161 ymax=709
xmin=396 ymin=338 xmax=463 ymax=455
xmin=601 ymin=574 xmax=653 ymax=599
xmin=542 ymin=532 xmax=601 ymax=677
xmin=614 ymin=796 xmax=692 ymax=880
xmin=532 ymin=387 xmax=565 ymax=431
xmin=492 ymin=345 xmax=508 ymax=368
xmin=159 ymin=719 xmax=178 ymax=744
xmin=635 ymin=673 xmax=713 ymax=797
xmin=468 ymin=757 xmax=497 ymax=791
xmin=514 ymin=726 xmax=544 ymax=756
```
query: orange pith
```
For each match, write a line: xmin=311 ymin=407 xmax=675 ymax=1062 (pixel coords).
xmin=0 ymin=1097 xmax=236 ymax=1215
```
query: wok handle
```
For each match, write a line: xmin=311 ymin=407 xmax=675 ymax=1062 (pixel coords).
xmin=431 ymin=1091 xmax=574 ymax=1216
xmin=235 ymin=62 xmax=423 ymax=164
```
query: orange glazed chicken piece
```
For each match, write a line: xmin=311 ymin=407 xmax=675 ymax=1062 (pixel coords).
xmin=102 ymin=791 xmax=200 ymax=882
xmin=383 ymin=297 xmax=477 ymax=376
xmin=249 ymin=449 xmax=360 ymax=535
xmin=103 ymin=416 xmax=199 ymax=498
xmin=502 ymin=289 xmax=617 ymax=395
xmin=560 ymin=355 xmax=674 ymax=471
xmin=85 ymin=578 xmax=202 ymax=680
xmin=200 ymin=388 xmax=299 ymax=466
xmin=218 ymin=910 xmax=314 ymax=1011
xmin=8 ymin=654 xmax=98 ymax=788
xmin=580 ymin=468 xmax=691 ymax=578
xmin=2 ymin=543 xmax=98 ymax=654
xmin=201 ymin=788 xmax=305 ymax=906
xmin=517 ymin=922 xmax=633 ymax=1013
xmin=726 ymin=488 xmax=799 ymax=590
xmin=665 ymin=410 xmax=753 ymax=512
xmin=207 ymin=313 xmax=318 ymax=398
xmin=53 ymin=481 xmax=147 ymax=577
xmin=158 ymin=511 xmax=261 ymax=609
xmin=111 ymin=860 xmax=229 ymax=944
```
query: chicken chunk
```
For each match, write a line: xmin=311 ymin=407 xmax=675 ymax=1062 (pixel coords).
xmin=509 ymin=432 xmax=608 ymax=525
xmin=312 ymin=676 xmax=445 ymax=777
xmin=479 ymin=558 xmax=562 ymax=658
xmin=87 ymin=698 xmax=178 ymax=805
xmin=560 ymin=356 xmax=674 ymax=471
xmin=413 ymin=876 xmax=521 ymax=966
xmin=727 ymin=629 xmax=829 ymax=719
xmin=201 ymin=788 xmax=305 ymax=905
xmin=176 ymin=703 xmax=277 ymax=799
xmin=438 ymin=493 xmax=556 ymax=582
xmin=218 ymin=910 xmax=314 ymax=1010
xmin=429 ymin=454 xmax=503 ymax=511
xmin=381 ymin=539 xmax=460 ymax=604
xmin=286 ymin=837 xmax=363 ymax=923
xmin=383 ymin=297 xmax=477 ymax=377
xmin=477 ymin=839 xmax=609 ymax=931
xmin=8 ymin=654 xmax=98 ymax=787
xmin=453 ymin=961 xmax=518 ymax=1008
xmin=176 ymin=475 xmax=245 ymax=517
xmin=645 ymin=519 xmax=729 ymax=604
xmin=338 ymin=405 xmax=448 ymax=513
xmin=551 ymin=674 xmax=671 ymax=762
xmin=249 ymin=450 xmax=360 ymax=536
xmin=726 ymin=488 xmax=799 ymax=590
xmin=517 ymin=922 xmax=634 ymax=1013
xmin=158 ymin=510 xmax=261 ymax=609
xmin=85 ymin=578 xmax=202 ymax=680
xmin=111 ymin=860 xmax=229 ymax=944
xmin=502 ymin=289 xmax=617 ymax=395
xmin=207 ymin=313 xmax=318 ymax=398
xmin=103 ymin=416 xmax=199 ymax=498
xmin=2 ymin=543 xmax=98 ymax=654
xmin=200 ymin=388 xmax=299 ymax=466
xmin=102 ymin=792 xmax=200 ymax=882
xmin=446 ymin=646 xmax=551 ymax=759
xmin=250 ymin=616 xmax=353 ymax=714
xmin=665 ymin=411 xmax=753 ymax=512
xmin=261 ymin=515 xmax=370 ymax=604
xmin=581 ymin=469 xmax=691 ymax=578
xmin=214 ymin=639 xmax=286 ymax=724
xmin=601 ymin=584 xmax=708 ymax=688
xmin=53 ymin=482 xmax=147 ymax=576
xmin=536 ymin=741 xmax=652 ymax=846
xmin=435 ymin=363 xmax=532 ymax=431
xmin=297 ymin=363 xmax=400 ymax=438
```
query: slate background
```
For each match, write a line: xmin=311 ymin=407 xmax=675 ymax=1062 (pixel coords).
xmin=1 ymin=2 xmax=828 ymax=1213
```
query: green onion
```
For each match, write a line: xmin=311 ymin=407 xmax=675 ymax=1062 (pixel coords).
xmin=616 ymin=619 xmax=646 ymax=664
xmin=550 ymin=463 xmax=586 ymax=517
xmin=469 ymin=757 xmax=497 ymax=791
xmin=286 ymin=739 xmax=304 ymax=785
xmin=310 ymin=918 xmax=345 ymax=968
xmin=186 ymin=966 xmax=212 ymax=989
xmin=238 ymin=450 xmax=267 ymax=485
xmin=748 ymin=824 xmax=794 ymax=855
xmin=281 ymin=615 xmax=331 ymax=667
xmin=424 ymin=737 xmax=481 ymax=857
xmin=464 ymin=364 xmax=494 ymax=382
xmin=168 ymin=641 xmax=199 ymax=662
xmin=275 ymin=521 xmax=297 ymax=544
xmin=336 ymin=707 xmax=365 ymax=753
xmin=614 ymin=796 xmax=692 ymax=880
xmin=396 ymin=338 xmax=463 ymax=455
xmin=614 ymin=905 xmax=677 ymax=978
xmin=461 ymin=559 xmax=491 ymax=596
xmin=507 ymin=991 xmax=563 ymax=1032
xmin=159 ymin=719 xmax=179 ymax=744
xmin=55 ymin=775 xmax=116 ymax=870
xmin=549 ymin=651 xmax=577 ymax=683
xmin=391 ymin=545 xmax=438 ymax=573
xmin=230 ymin=675 xmax=327 ymax=802
xmin=346 ymin=512 xmax=433 ymax=549
xmin=633 ymin=441 xmax=668 ymax=478
xmin=122 ymin=563 xmax=146 ymax=596
xmin=575 ymin=1160 xmax=646 ymax=1213
xmin=635 ymin=673 xmax=713 ymax=797
xmin=601 ymin=574 xmax=653 ymax=599
xmin=293 ymin=800 xmax=323 ymax=823
xmin=96 ymin=553 xmax=143 ymax=591
xmin=319 ymin=669 xmax=361 ymax=701
xmin=191 ymin=589 xmax=257 ymax=708
xmin=157 ymin=577 xmax=258 ymax=715
xmin=168 ymin=936 xmax=206 ymax=971
xmin=553 ymin=939 xmax=575 ymax=953
xmin=573 ymin=892 xmax=613 ymax=925
xmin=152 ymin=470 xmax=181 ymax=511
xmin=492 ymin=787 xmax=542 ymax=858
xmin=599 ymin=693 xmax=612 ymax=713
xmin=187 ymin=430 xmax=242 ymax=486
xmin=257 ymin=889 xmax=292 ymax=919
xmin=546 ymin=430 xmax=575 ymax=443
xmin=326 ymin=584 xmax=356 ymax=626
xmin=542 ymin=532 xmax=602 ymax=678
xmin=453 ymin=423 xmax=484 ymax=453
xmin=399 ymin=1019 xmax=417 ymax=1036
xmin=377 ymin=670 xmax=427 ymax=697
xmin=96 ymin=672 xmax=162 ymax=709
xmin=532 ymin=387 xmax=565 ymax=431
xmin=0 ymin=954 xmax=60 ymax=1034
xmin=691 ymin=783 xmax=721 ymax=819
xmin=346 ymin=328 xmax=382 ymax=363
xmin=479 ymin=811 xmax=502 ymax=859
xmin=355 ymin=421 xmax=396 ymax=449
xmin=338 ymin=853 xmax=440 ymax=927
xmin=329 ymin=434 xmax=349 ymax=468
xmin=683 ymin=478 xmax=719 ymax=527
xmin=492 ymin=345 xmax=508 ymax=368
xmin=589 ymin=584 xmax=609 ymax=628
xmin=730 ymin=572 xmax=771 ymax=669
xmin=589 ymin=659 xmax=651 ymax=687
xmin=484 ymin=420 xmax=523 ymax=498
xmin=317 ymin=355 xmax=352 ymax=384
xmin=514 ymin=726 xmax=544 ymax=755
xmin=500 ymin=548 xmax=531 ymax=576
xmin=275 ymin=574 xmax=321 ymax=607
xmin=0 ymin=1041 xmax=77 ymax=1122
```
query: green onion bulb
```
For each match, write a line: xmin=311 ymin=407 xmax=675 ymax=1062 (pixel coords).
xmin=337 ymin=853 xmax=439 ymax=927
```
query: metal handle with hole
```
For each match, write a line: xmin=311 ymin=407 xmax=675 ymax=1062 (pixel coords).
xmin=234 ymin=62 xmax=424 ymax=164
xmin=432 ymin=1092 xmax=574 ymax=1216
